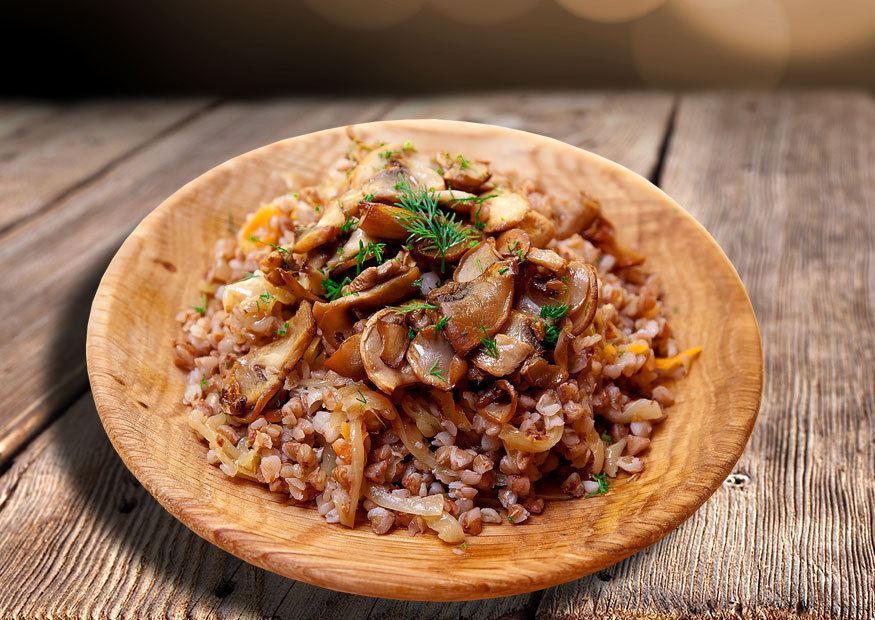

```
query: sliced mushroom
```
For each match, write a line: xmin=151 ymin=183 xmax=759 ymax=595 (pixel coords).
xmin=406 ymin=329 xmax=467 ymax=390
xmin=347 ymin=252 xmax=405 ymax=295
xmin=471 ymin=333 xmax=534 ymax=377
xmin=430 ymin=189 xmax=479 ymax=212
xmin=502 ymin=310 xmax=545 ymax=352
xmin=360 ymin=309 xmax=418 ymax=394
xmin=527 ymin=248 xmax=566 ymax=272
xmin=565 ymin=261 xmax=599 ymax=334
xmin=427 ymin=260 xmax=517 ymax=356
xmin=476 ymin=380 xmax=518 ymax=424
xmin=519 ymin=355 xmax=568 ymax=389
xmin=378 ymin=320 xmax=410 ymax=368
xmin=279 ymin=271 xmax=321 ymax=302
xmin=357 ymin=202 xmax=410 ymax=240
xmin=314 ymin=256 xmax=421 ymax=353
xmin=221 ymin=302 xmax=316 ymax=422
xmin=496 ymin=229 xmax=531 ymax=258
xmin=323 ymin=334 xmax=366 ymax=380
xmin=293 ymin=201 xmax=345 ymax=253
xmin=453 ymin=239 xmax=502 ymax=283
xmin=481 ymin=190 xmax=530 ymax=233
xmin=439 ymin=155 xmax=491 ymax=193
xmin=350 ymin=144 xmax=444 ymax=201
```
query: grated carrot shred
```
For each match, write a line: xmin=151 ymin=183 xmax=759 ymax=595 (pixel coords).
xmin=628 ymin=342 xmax=649 ymax=355
xmin=654 ymin=347 xmax=702 ymax=370
xmin=603 ymin=344 xmax=617 ymax=356
xmin=341 ymin=422 xmax=350 ymax=440
xmin=238 ymin=204 xmax=283 ymax=253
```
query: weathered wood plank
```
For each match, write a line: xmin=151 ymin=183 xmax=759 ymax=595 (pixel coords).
xmin=0 ymin=93 xmax=676 ymax=618
xmin=387 ymin=91 xmax=675 ymax=180
xmin=0 ymin=97 xmax=396 ymax=467
xmin=0 ymin=99 xmax=214 ymax=234
xmin=538 ymin=93 xmax=875 ymax=619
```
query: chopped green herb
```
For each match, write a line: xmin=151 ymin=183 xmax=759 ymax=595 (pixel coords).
xmin=224 ymin=361 xmax=231 ymax=369
xmin=238 ymin=271 xmax=260 ymax=282
xmin=200 ymin=377 xmax=208 ymax=388
xmin=540 ymin=303 xmax=569 ymax=347
xmin=387 ymin=301 xmax=438 ymax=314
xmin=508 ymin=515 xmax=515 ymax=524
xmin=392 ymin=175 xmax=477 ymax=273
xmin=601 ymin=431 xmax=611 ymax=442
xmin=458 ymin=542 xmax=468 ymax=550
xmin=379 ymin=149 xmax=399 ymax=160
xmin=322 ymin=276 xmax=351 ymax=301
xmin=428 ymin=360 xmax=446 ymax=382
xmin=436 ymin=167 xmax=444 ymax=175
xmin=357 ymin=240 xmax=387 ymax=274
xmin=278 ymin=320 xmax=289 ymax=336
xmin=456 ymin=154 xmax=471 ymax=169
xmin=498 ymin=267 xmax=509 ymax=275
xmin=191 ymin=293 xmax=207 ymax=315
xmin=355 ymin=389 xmax=367 ymax=410
xmin=403 ymin=141 xmax=415 ymax=151
xmin=337 ymin=246 xmax=345 ymax=256
xmin=540 ymin=303 xmax=569 ymax=321
xmin=434 ymin=315 xmax=450 ymax=334
xmin=293 ymin=193 xmax=299 ymax=199
xmin=408 ymin=327 xmax=419 ymax=340
xmin=585 ymin=473 xmax=610 ymax=498
xmin=412 ymin=277 xmax=424 ymax=289
xmin=258 ymin=291 xmax=274 ymax=304
xmin=617 ymin=350 xmax=625 ymax=358
xmin=248 ymin=235 xmax=291 ymax=268
xmin=340 ymin=214 xmax=357 ymax=233
xmin=314 ymin=205 xmax=320 ymax=212
xmin=363 ymin=193 xmax=375 ymax=202
xmin=479 ymin=325 xmax=499 ymax=359
xmin=476 ymin=258 xmax=483 ymax=274
xmin=560 ymin=276 xmax=568 ymax=284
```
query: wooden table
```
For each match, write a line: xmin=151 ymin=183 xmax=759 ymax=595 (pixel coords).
xmin=0 ymin=92 xmax=872 ymax=619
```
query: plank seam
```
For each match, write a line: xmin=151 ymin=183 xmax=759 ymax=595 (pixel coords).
xmin=0 ymin=99 xmax=222 ymax=239
xmin=648 ymin=94 xmax=678 ymax=187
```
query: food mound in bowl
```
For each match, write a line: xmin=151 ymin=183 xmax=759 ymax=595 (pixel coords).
xmin=173 ymin=138 xmax=701 ymax=545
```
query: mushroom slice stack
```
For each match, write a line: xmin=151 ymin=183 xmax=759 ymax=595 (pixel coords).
xmin=220 ymin=301 xmax=316 ymax=422
xmin=359 ymin=309 xmax=418 ymax=394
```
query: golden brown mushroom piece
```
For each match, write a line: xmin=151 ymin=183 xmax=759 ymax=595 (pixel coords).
xmin=453 ymin=239 xmax=502 ymax=283
xmin=360 ymin=309 xmax=418 ymax=394
xmin=293 ymin=200 xmax=346 ymax=253
xmin=564 ymin=262 xmax=599 ymax=335
xmin=220 ymin=301 xmax=316 ymax=423
xmin=427 ymin=260 xmax=517 ymax=356
xmin=323 ymin=334 xmax=366 ymax=380
xmin=406 ymin=329 xmax=467 ymax=390
xmin=441 ymin=156 xmax=491 ymax=193
xmin=481 ymin=190 xmax=557 ymax=247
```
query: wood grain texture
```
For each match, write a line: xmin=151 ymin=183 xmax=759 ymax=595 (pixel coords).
xmin=386 ymin=91 xmax=675 ymax=180
xmin=86 ymin=119 xmax=761 ymax=600
xmin=0 ymin=97 xmax=396 ymax=467
xmin=0 ymin=99 xmax=213 ymax=234
xmin=538 ymin=93 xmax=875 ymax=619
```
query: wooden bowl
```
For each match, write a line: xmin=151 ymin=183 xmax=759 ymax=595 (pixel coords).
xmin=86 ymin=120 xmax=762 ymax=601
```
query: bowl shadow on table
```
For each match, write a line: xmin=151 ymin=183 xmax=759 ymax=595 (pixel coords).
xmin=52 ymin=250 xmax=677 ymax=618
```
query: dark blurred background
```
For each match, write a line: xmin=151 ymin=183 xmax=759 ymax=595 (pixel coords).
xmin=4 ymin=0 xmax=875 ymax=96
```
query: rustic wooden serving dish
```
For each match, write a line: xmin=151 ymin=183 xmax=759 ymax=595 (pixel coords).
xmin=86 ymin=119 xmax=763 ymax=601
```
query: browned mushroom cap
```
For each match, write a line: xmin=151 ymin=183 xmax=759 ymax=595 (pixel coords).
xmin=357 ymin=202 xmax=410 ymax=240
xmin=440 ymin=155 xmax=491 ymax=193
xmin=427 ymin=260 xmax=517 ymax=356
xmin=471 ymin=333 xmax=534 ymax=377
xmin=360 ymin=309 xmax=418 ymax=394
xmin=503 ymin=310 xmax=546 ymax=351
xmin=221 ymin=301 xmax=316 ymax=422
xmin=323 ymin=333 xmax=365 ymax=380
xmin=279 ymin=271 xmax=321 ymax=302
xmin=351 ymin=144 xmax=445 ymax=201
xmin=481 ymin=190 xmax=556 ymax=247
xmin=527 ymin=248 xmax=566 ymax=272
xmin=293 ymin=201 xmax=346 ymax=253
xmin=314 ymin=256 xmax=421 ymax=353
xmin=377 ymin=319 xmax=409 ymax=368
xmin=520 ymin=355 xmax=568 ymax=388
xmin=406 ymin=329 xmax=467 ymax=390
xmin=496 ymin=229 xmax=531 ymax=258
xmin=565 ymin=261 xmax=599 ymax=334
xmin=408 ymin=236 xmax=472 ymax=269
xmin=453 ymin=239 xmax=502 ymax=283
xmin=476 ymin=380 xmax=518 ymax=424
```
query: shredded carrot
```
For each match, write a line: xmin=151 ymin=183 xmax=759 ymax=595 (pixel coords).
xmin=238 ymin=204 xmax=283 ymax=253
xmin=628 ymin=342 xmax=649 ymax=355
xmin=603 ymin=344 xmax=617 ymax=357
xmin=654 ymin=347 xmax=702 ymax=370
xmin=341 ymin=422 xmax=351 ymax=440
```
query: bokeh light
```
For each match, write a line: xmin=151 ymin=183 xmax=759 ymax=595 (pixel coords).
xmin=631 ymin=0 xmax=791 ymax=87
xmin=302 ymin=0 xmax=426 ymax=30
xmin=780 ymin=0 xmax=875 ymax=59
xmin=427 ymin=0 xmax=541 ymax=25
xmin=555 ymin=0 xmax=666 ymax=24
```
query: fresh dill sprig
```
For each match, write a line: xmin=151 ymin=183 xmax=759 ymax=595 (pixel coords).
xmin=412 ymin=277 xmax=424 ymax=289
xmin=238 ymin=271 xmax=260 ymax=282
xmin=191 ymin=293 xmax=207 ymax=315
xmin=456 ymin=154 xmax=471 ymax=169
xmin=340 ymin=215 xmax=357 ymax=233
xmin=249 ymin=235 xmax=291 ymax=268
xmin=355 ymin=389 xmax=367 ymax=410
xmin=585 ymin=473 xmax=610 ymax=498
xmin=393 ymin=176 xmax=477 ymax=273
xmin=322 ymin=276 xmax=351 ymax=301
xmin=479 ymin=325 xmax=499 ymax=359
xmin=408 ymin=327 xmax=419 ymax=340
xmin=356 ymin=240 xmax=386 ymax=274
xmin=278 ymin=320 xmax=289 ymax=336
xmin=387 ymin=301 xmax=438 ymax=314
xmin=428 ymin=360 xmax=447 ymax=382
xmin=434 ymin=316 xmax=449 ymax=334
xmin=540 ymin=303 xmax=569 ymax=347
